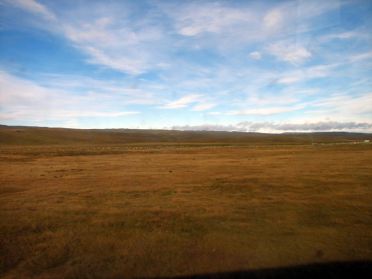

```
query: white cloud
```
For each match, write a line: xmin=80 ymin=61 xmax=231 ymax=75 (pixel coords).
xmin=296 ymin=0 xmax=342 ymax=19
xmin=82 ymin=46 xmax=148 ymax=75
xmin=249 ymin=51 xmax=262 ymax=60
xmin=60 ymin=15 xmax=167 ymax=75
xmin=2 ymin=0 xmax=350 ymax=77
xmin=5 ymin=0 xmax=167 ymax=75
xmin=320 ymin=31 xmax=364 ymax=42
xmin=0 ymin=110 xmax=139 ymax=121
xmin=312 ymin=93 xmax=372 ymax=115
xmin=276 ymin=64 xmax=335 ymax=84
xmin=160 ymin=94 xmax=202 ymax=109
xmin=0 ymin=71 xmax=140 ymax=122
xmin=6 ymin=0 xmax=56 ymax=20
xmin=245 ymin=93 xmax=299 ymax=106
xmin=349 ymin=51 xmax=372 ymax=63
xmin=34 ymin=73 xmax=162 ymax=106
xmin=263 ymin=9 xmax=283 ymax=30
xmin=208 ymin=112 xmax=222 ymax=116
xmin=169 ymin=2 xmax=252 ymax=36
xmin=277 ymin=75 xmax=302 ymax=84
xmin=162 ymin=0 xmax=347 ymax=42
xmin=62 ymin=111 xmax=139 ymax=118
xmin=267 ymin=41 xmax=312 ymax=64
xmin=227 ymin=105 xmax=304 ymax=116
xmin=192 ymin=103 xmax=216 ymax=111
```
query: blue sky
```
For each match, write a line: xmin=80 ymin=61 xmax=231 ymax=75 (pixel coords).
xmin=0 ymin=0 xmax=371 ymax=132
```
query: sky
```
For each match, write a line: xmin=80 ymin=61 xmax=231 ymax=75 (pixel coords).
xmin=0 ymin=0 xmax=371 ymax=133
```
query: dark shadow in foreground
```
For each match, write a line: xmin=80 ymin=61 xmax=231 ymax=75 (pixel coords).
xmin=143 ymin=261 xmax=372 ymax=279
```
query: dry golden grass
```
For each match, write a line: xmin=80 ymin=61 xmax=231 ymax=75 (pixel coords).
xmin=1 ymin=142 xmax=372 ymax=278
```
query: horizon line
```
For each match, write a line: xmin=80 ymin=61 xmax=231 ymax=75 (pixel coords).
xmin=1 ymin=123 xmax=372 ymax=135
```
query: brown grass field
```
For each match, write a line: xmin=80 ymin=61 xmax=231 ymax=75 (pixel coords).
xmin=0 ymin=126 xmax=372 ymax=278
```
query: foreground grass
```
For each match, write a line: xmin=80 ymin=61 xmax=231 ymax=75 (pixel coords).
xmin=0 ymin=144 xmax=371 ymax=278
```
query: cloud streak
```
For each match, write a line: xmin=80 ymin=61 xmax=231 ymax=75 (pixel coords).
xmin=0 ymin=71 xmax=139 ymax=122
xmin=227 ymin=105 xmax=304 ymax=116
xmin=6 ymin=0 xmax=56 ymax=20
xmin=160 ymin=94 xmax=202 ymax=109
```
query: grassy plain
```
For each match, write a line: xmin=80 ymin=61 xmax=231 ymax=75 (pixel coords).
xmin=0 ymin=127 xmax=371 ymax=278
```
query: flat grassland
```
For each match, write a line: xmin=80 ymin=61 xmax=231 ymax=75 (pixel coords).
xmin=0 ymin=128 xmax=371 ymax=278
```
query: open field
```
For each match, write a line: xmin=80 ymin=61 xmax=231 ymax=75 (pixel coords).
xmin=0 ymin=127 xmax=372 ymax=278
